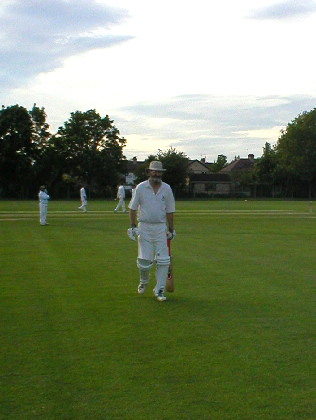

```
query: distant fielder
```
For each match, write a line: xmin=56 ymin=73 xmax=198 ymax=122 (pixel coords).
xmin=78 ymin=185 xmax=87 ymax=212
xmin=114 ymin=181 xmax=127 ymax=213
xmin=39 ymin=185 xmax=50 ymax=226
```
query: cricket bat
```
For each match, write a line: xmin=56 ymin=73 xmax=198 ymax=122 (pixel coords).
xmin=166 ymin=238 xmax=174 ymax=292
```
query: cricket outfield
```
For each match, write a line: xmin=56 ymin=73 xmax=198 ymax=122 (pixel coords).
xmin=0 ymin=200 xmax=315 ymax=419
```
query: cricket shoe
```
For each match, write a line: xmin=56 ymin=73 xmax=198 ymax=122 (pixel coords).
xmin=138 ymin=283 xmax=146 ymax=294
xmin=154 ymin=288 xmax=167 ymax=302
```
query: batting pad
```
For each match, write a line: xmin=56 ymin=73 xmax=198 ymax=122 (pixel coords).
xmin=155 ymin=264 xmax=169 ymax=292
xmin=137 ymin=258 xmax=153 ymax=271
xmin=137 ymin=258 xmax=153 ymax=283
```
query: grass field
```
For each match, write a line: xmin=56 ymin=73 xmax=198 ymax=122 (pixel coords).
xmin=1 ymin=200 xmax=315 ymax=419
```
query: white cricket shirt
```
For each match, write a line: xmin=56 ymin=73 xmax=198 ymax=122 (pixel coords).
xmin=129 ymin=180 xmax=175 ymax=224
xmin=80 ymin=187 xmax=86 ymax=200
xmin=117 ymin=185 xmax=125 ymax=199
xmin=39 ymin=191 xmax=50 ymax=204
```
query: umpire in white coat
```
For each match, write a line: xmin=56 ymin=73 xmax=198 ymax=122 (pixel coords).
xmin=128 ymin=161 xmax=176 ymax=302
xmin=38 ymin=185 xmax=50 ymax=225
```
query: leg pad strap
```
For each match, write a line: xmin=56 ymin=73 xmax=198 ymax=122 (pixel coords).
xmin=156 ymin=257 xmax=170 ymax=266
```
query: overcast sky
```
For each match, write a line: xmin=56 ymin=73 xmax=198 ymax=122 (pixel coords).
xmin=2 ymin=0 xmax=316 ymax=162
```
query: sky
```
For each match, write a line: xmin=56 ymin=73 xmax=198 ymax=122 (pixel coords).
xmin=1 ymin=0 xmax=316 ymax=162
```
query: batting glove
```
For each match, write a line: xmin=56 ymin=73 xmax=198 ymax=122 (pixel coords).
xmin=127 ymin=226 xmax=139 ymax=241
xmin=166 ymin=228 xmax=176 ymax=240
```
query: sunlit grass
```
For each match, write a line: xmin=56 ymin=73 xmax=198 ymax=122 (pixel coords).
xmin=0 ymin=200 xmax=315 ymax=419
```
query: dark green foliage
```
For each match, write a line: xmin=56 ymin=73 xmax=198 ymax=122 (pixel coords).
xmin=275 ymin=108 xmax=316 ymax=198
xmin=0 ymin=105 xmax=33 ymax=197
xmin=0 ymin=106 xmax=127 ymax=198
xmin=157 ymin=147 xmax=189 ymax=194
xmin=53 ymin=110 xmax=126 ymax=197
xmin=134 ymin=148 xmax=189 ymax=194
xmin=211 ymin=154 xmax=228 ymax=172
xmin=2 ymin=103 xmax=316 ymax=199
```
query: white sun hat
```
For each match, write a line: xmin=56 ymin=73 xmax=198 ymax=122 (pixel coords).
xmin=146 ymin=161 xmax=166 ymax=173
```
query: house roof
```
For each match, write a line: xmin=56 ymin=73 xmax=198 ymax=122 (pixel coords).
xmin=126 ymin=160 xmax=144 ymax=172
xmin=220 ymin=158 xmax=255 ymax=173
xmin=188 ymin=159 xmax=213 ymax=172
xmin=189 ymin=173 xmax=231 ymax=182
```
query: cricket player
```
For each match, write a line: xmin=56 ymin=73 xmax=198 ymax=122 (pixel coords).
xmin=128 ymin=161 xmax=176 ymax=302
xmin=78 ymin=186 xmax=87 ymax=212
xmin=114 ymin=182 xmax=126 ymax=213
xmin=38 ymin=185 xmax=50 ymax=225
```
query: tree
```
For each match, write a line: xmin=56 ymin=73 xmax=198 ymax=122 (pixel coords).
xmin=211 ymin=154 xmax=227 ymax=172
xmin=157 ymin=148 xmax=189 ymax=194
xmin=133 ymin=154 xmax=157 ymax=184
xmin=276 ymin=108 xmax=316 ymax=199
xmin=254 ymin=142 xmax=279 ymax=197
xmin=54 ymin=110 xmax=126 ymax=196
xmin=29 ymin=104 xmax=52 ymax=192
xmin=29 ymin=103 xmax=51 ymax=149
xmin=0 ymin=105 xmax=33 ymax=197
xmin=133 ymin=148 xmax=189 ymax=195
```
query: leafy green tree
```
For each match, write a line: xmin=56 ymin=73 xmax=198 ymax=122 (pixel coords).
xmin=29 ymin=104 xmax=52 ymax=192
xmin=132 ymin=155 xmax=156 ymax=184
xmin=34 ymin=134 xmax=68 ymax=197
xmin=0 ymin=105 xmax=33 ymax=197
xmin=230 ymin=167 xmax=257 ymax=197
xmin=276 ymin=108 xmax=316 ymax=199
xmin=211 ymin=154 xmax=227 ymax=172
xmin=157 ymin=148 xmax=189 ymax=194
xmin=29 ymin=103 xmax=51 ymax=148
xmin=134 ymin=148 xmax=189 ymax=195
xmin=54 ymin=110 xmax=126 ymax=196
xmin=254 ymin=142 xmax=279 ymax=197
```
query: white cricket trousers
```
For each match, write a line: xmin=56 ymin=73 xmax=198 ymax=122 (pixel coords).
xmin=40 ymin=203 xmax=48 ymax=225
xmin=115 ymin=197 xmax=126 ymax=212
xmin=79 ymin=199 xmax=87 ymax=212
xmin=137 ymin=222 xmax=170 ymax=292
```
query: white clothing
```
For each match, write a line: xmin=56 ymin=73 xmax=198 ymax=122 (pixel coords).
xmin=79 ymin=187 xmax=87 ymax=211
xmin=39 ymin=190 xmax=50 ymax=225
xmin=129 ymin=180 xmax=175 ymax=224
xmin=117 ymin=185 xmax=125 ymax=199
xmin=138 ymin=223 xmax=170 ymax=262
xmin=80 ymin=187 xmax=87 ymax=202
xmin=129 ymin=180 xmax=175 ymax=293
xmin=115 ymin=185 xmax=126 ymax=212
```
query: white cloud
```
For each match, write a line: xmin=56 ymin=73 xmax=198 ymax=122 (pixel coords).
xmin=2 ymin=0 xmax=316 ymax=163
xmin=0 ymin=0 xmax=132 ymax=88
xmin=114 ymin=94 xmax=316 ymax=161
xmin=249 ymin=0 xmax=316 ymax=20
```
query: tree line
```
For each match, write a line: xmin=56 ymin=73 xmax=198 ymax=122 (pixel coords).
xmin=1 ymin=104 xmax=316 ymax=199
xmin=0 ymin=104 xmax=127 ymax=199
xmin=239 ymin=108 xmax=316 ymax=199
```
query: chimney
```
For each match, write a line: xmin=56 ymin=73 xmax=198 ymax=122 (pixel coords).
xmin=132 ymin=156 xmax=137 ymax=161
xmin=248 ymin=154 xmax=254 ymax=161
xmin=201 ymin=157 xmax=206 ymax=163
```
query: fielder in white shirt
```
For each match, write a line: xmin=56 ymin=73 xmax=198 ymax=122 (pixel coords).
xmin=114 ymin=182 xmax=127 ymax=213
xmin=38 ymin=185 xmax=50 ymax=225
xmin=78 ymin=186 xmax=87 ymax=212
xmin=128 ymin=161 xmax=176 ymax=302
